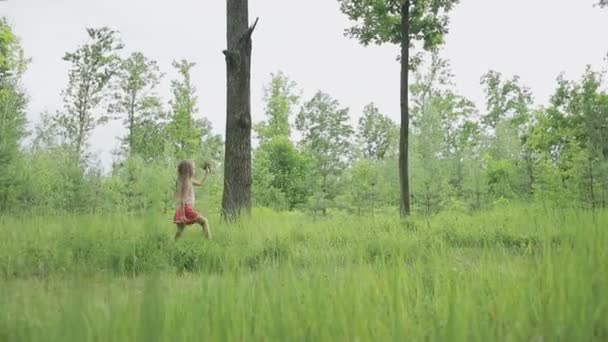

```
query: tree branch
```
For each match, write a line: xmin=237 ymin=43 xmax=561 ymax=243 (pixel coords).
xmin=246 ymin=17 xmax=260 ymax=39
xmin=223 ymin=50 xmax=238 ymax=68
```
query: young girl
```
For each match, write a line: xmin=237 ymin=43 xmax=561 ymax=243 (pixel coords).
xmin=173 ymin=160 xmax=211 ymax=240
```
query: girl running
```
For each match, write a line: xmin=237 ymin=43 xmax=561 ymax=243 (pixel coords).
xmin=173 ymin=160 xmax=211 ymax=240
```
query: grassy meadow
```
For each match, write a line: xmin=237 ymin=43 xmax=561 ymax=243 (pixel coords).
xmin=0 ymin=205 xmax=607 ymax=341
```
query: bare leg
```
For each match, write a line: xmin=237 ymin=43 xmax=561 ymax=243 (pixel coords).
xmin=196 ymin=216 xmax=211 ymax=240
xmin=174 ymin=223 xmax=185 ymax=241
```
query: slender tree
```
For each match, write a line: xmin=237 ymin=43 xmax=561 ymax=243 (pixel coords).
xmin=338 ymin=0 xmax=460 ymax=216
xmin=55 ymin=27 xmax=123 ymax=161
xmin=296 ymin=91 xmax=354 ymax=215
xmin=254 ymin=71 xmax=299 ymax=143
xmin=166 ymin=60 xmax=202 ymax=160
xmin=253 ymin=72 xmax=307 ymax=210
xmin=357 ymin=103 xmax=398 ymax=160
xmin=0 ymin=18 xmax=28 ymax=211
xmin=109 ymin=52 xmax=163 ymax=155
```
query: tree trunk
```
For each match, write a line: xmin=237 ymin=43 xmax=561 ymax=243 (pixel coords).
xmin=524 ymin=150 xmax=535 ymax=196
xmin=128 ymin=92 xmax=135 ymax=153
xmin=399 ymin=1 xmax=411 ymax=217
xmin=589 ymin=157 xmax=596 ymax=210
xmin=371 ymin=189 xmax=375 ymax=218
xmin=222 ymin=0 xmax=258 ymax=220
xmin=322 ymin=173 xmax=328 ymax=216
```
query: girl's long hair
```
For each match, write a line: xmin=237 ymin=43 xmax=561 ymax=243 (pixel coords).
xmin=176 ymin=160 xmax=194 ymax=205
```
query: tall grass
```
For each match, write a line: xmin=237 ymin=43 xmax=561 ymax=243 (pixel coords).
xmin=0 ymin=205 xmax=606 ymax=341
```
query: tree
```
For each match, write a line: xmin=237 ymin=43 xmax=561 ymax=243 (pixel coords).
xmin=338 ymin=0 xmax=460 ymax=216
xmin=357 ymin=103 xmax=398 ymax=160
xmin=252 ymin=71 xmax=307 ymax=210
xmin=481 ymin=71 xmax=533 ymax=130
xmin=254 ymin=71 xmax=299 ymax=143
xmin=409 ymin=53 xmax=479 ymax=209
xmin=166 ymin=60 xmax=202 ymax=160
xmin=457 ymin=121 xmax=484 ymax=209
xmin=128 ymin=118 xmax=168 ymax=162
xmin=411 ymin=91 xmax=448 ymax=214
xmin=109 ymin=52 xmax=163 ymax=156
xmin=559 ymin=68 xmax=608 ymax=208
xmin=481 ymin=70 xmax=534 ymax=196
xmin=350 ymin=159 xmax=380 ymax=216
xmin=0 ymin=87 xmax=26 ymax=207
xmin=410 ymin=53 xmax=453 ymax=116
xmin=222 ymin=0 xmax=259 ymax=220
xmin=598 ymin=0 xmax=607 ymax=8
xmin=110 ymin=52 xmax=164 ymax=206
xmin=55 ymin=27 xmax=123 ymax=161
xmin=435 ymin=92 xmax=478 ymax=193
xmin=0 ymin=18 xmax=27 ymax=81
xmin=253 ymin=136 xmax=310 ymax=210
xmin=526 ymin=68 xmax=608 ymax=209
xmin=0 ymin=18 xmax=28 ymax=211
xmin=296 ymin=91 xmax=354 ymax=215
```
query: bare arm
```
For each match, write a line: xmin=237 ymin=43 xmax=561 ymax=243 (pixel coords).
xmin=192 ymin=170 xmax=210 ymax=186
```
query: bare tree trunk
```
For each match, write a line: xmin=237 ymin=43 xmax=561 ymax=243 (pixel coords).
xmin=322 ymin=173 xmax=328 ymax=216
xmin=524 ymin=151 xmax=535 ymax=196
xmin=589 ymin=157 xmax=596 ymax=210
xmin=399 ymin=1 xmax=411 ymax=217
xmin=475 ymin=175 xmax=481 ymax=210
xmin=221 ymin=0 xmax=258 ymax=220
xmin=371 ymin=187 xmax=375 ymax=218
xmin=128 ymin=92 xmax=135 ymax=152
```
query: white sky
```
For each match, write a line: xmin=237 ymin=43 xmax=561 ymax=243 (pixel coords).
xmin=1 ymin=0 xmax=607 ymax=168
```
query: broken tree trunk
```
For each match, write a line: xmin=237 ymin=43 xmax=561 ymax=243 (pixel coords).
xmin=221 ymin=0 xmax=258 ymax=221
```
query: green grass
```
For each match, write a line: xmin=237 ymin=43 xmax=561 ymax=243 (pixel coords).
xmin=0 ymin=205 xmax=606 ymax=341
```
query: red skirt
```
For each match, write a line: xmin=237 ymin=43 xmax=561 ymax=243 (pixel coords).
xmin=173 ymin=204 xmax=201 ymax=225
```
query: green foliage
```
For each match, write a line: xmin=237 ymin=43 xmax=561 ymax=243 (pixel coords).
xmin=254 ymin=71 xmax=299 ymax=143
xmin=166 ymin=60 xmax=202 ymax=160
xmin=484 ymin=155 xmax=515 ymax=199
xmin=54 ymin=27 xmax=123 ymax=160
xmin=195 ymin=116 xmax=224 ymax=165
xmin=0 ymin=19 xmax=28 ymax=212
xmin=253 ymin=136 xmax=311 ymax=210
xmin=162 ymin=60 xmax=223 ymax=166
xmin=252 ymin=72 xmax=307 ymax=211
xmin=0 ymin=87 xmax=27 ymax=211
xmin=109 ymin=52 xmax=164 ymax=157
xmin=105 ymin=153 xmax=223 ymax=216
xmin=162 ymin=60 xmax=223 ymax=167
xmin=296 ymin=91 xmax=354 ymax=214
xmin=357 ymin=103 xmax=398 ymax=160
xmin=477 ymin=71 xmax=535 ymax=200
xmin=0 ymin=18 xmax=27 ymax=80
xmin=106 ymin=156 xmax=169 ymax=213
xmin=129 ymin=119 xmax=170 ymax=162
xmin=1 ymin=207 xmax=608 ymax=340
xmin=2 ymin=12 xmax=607 ymax=219
xmin=17 ymin=146 xmax=96 ymax=213
xmin=338 ymin=0 xmax=459 ymax=52
xmin=339 ymin=0 xmax=461 ymax=216
xmin=526 ymin=67 xmax=608 ymax=209
xmin=481 ymin=70 xmax=533 ymax=129
xmin=349 ymin=159 xmax=380 ymax=215
xmin=411 ymin=94 xmax=448 ymax=214
xmin=409 ymin=54 xmax=481 ymax=213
